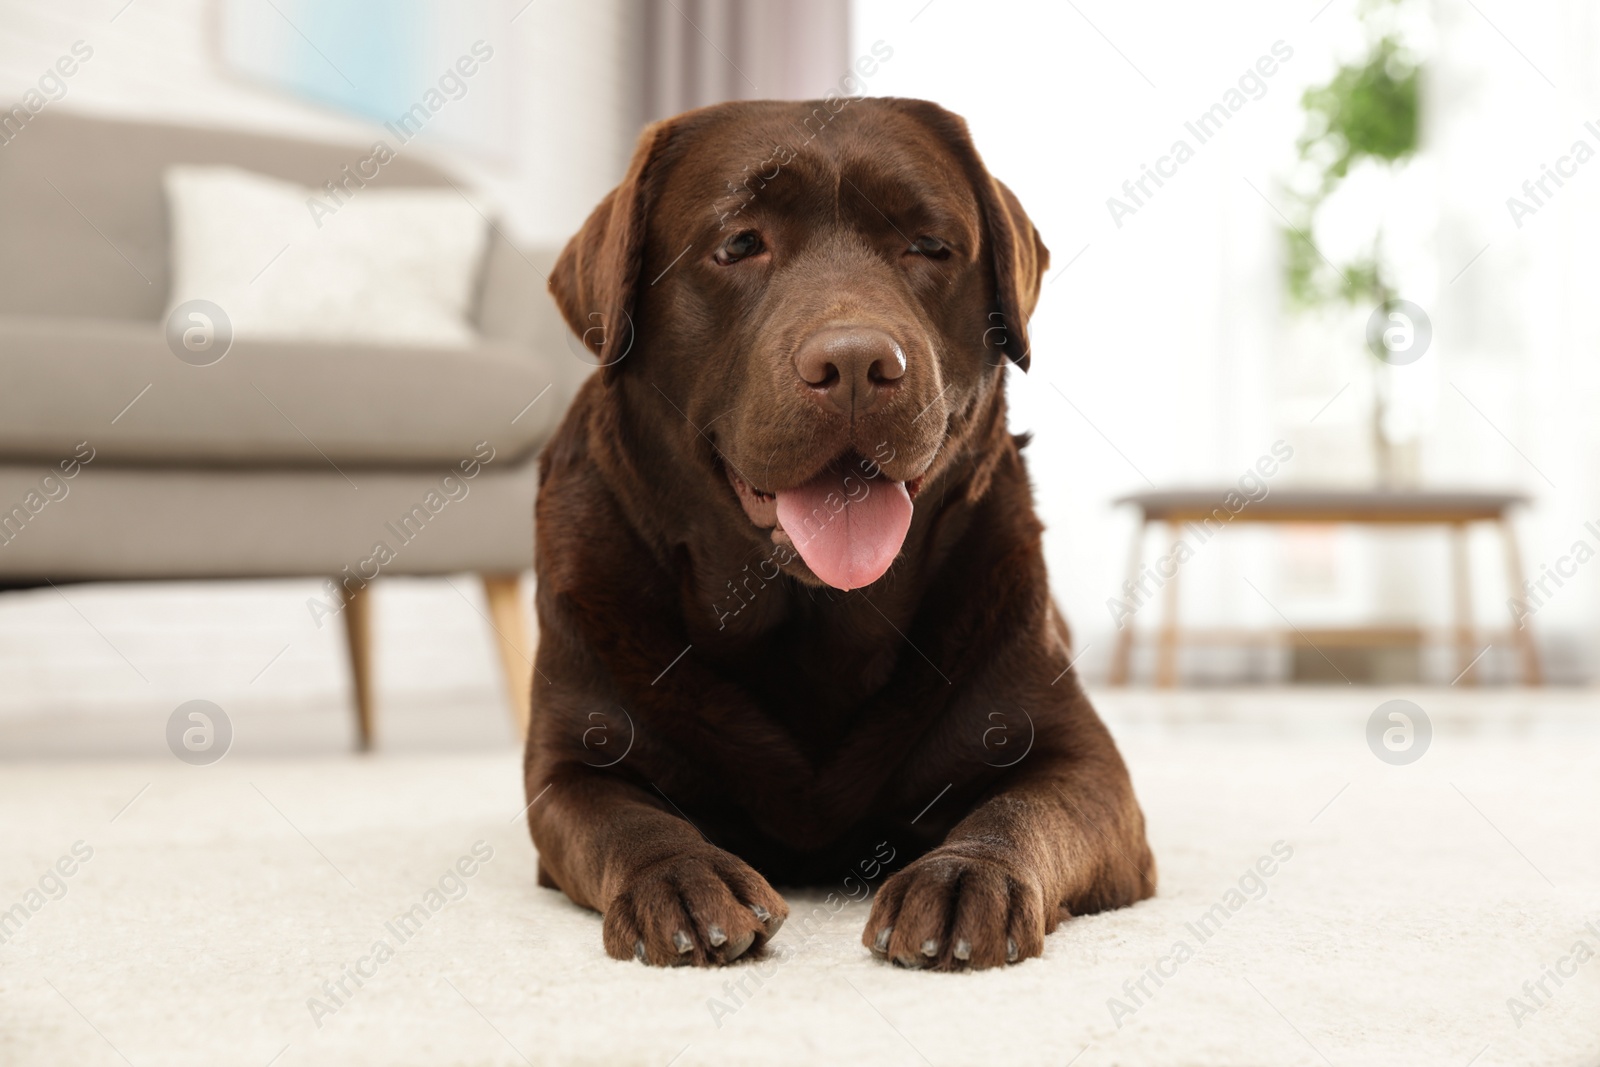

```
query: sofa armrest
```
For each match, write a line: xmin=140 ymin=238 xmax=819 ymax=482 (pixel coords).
xmin=476 ymin=235 xmax=560 ymax=346
xmin=475 ymin=232 xmax=593 ymax=410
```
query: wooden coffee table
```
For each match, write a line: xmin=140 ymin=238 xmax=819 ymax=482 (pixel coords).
xmin=1107 ymin=489 xmax=1540 ymax=686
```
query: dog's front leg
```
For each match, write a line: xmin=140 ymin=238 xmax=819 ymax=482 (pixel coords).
xmin=528 ymin=767 xmax=788 ymax=966
xmin=861 ymin=759 xmax=1155 ymax=971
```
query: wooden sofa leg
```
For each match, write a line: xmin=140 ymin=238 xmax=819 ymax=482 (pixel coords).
xmin=482 ymin=573 xmax=533 ymax=739
xmin=341 ymin=581 xmax=375 ymax=751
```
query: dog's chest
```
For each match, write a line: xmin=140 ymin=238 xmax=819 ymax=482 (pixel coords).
xmin=703 ymin=623 xmax=904 ymax=755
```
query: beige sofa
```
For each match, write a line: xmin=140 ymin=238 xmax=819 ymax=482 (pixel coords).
xmin=0 ymin=113 xmax=589 ymax=745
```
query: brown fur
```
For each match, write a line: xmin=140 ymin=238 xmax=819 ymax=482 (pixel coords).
xmin=525 ymin=97 xmax=1155 ymax=970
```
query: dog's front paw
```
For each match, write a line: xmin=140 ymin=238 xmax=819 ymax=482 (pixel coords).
xmin=861 ymin=849 xmax=1056 ymax=971
xmin=603 ymin=848 xmax=788 ymax=966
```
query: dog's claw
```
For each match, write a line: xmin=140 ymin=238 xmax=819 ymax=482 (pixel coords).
xmin=707 ymin=924 xmax=728 ymax=947
xmin=954 ymin=939 xmax=972 ymax=961
xmin=1006 ymin=938 xmax=1019 ymax=963
xmin=633 ymin=939 xmax=646 ymax=961
xmin=920 ymin=938 xmax=939 ymax=958
xmin=672 ymin=930 xmax=693 ymax=954
xmin=725 ymin=929 xmax=757 ymax=960
xmin=891 ymin=930 xmax=929 ymax=967
xmin=872 ymin=926 xmax=892 ymax=954
xmin=750 ymin=904 xmax=771 ymax=923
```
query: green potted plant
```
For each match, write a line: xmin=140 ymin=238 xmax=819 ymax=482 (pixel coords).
xmin=1283 ymin=0 xmax=1422 ymax=487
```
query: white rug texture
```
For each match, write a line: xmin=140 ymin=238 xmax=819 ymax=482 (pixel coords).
xmin=1 ymin=690 xmax=1597 ymax=1067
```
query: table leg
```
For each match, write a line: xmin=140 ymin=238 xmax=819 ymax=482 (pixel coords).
xmin=1450 ymin=522 xmax=1477 ymax=685
xmin=1498 ymin=516 xmax=1543 ymax=685
xmin=1156 ymin=522 xmax=1181 ymax=688
xmin=1108 ymin=518 xmax=1147 ymax=686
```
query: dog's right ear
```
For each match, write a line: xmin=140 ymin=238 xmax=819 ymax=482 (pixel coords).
xmin=548 ymin=120 xmax=675 ymax=382
xmin=885 ymin=99 xmax=1048 ymax=372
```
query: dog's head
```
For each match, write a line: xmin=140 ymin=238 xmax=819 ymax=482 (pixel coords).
xmin=549 ymin=98 xmax=1048 ymax=592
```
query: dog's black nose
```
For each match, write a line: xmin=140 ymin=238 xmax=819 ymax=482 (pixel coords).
xmin=794 ymin=326 xmax=905 ymax=417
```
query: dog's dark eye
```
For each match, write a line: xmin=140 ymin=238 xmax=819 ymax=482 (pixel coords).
xmin=715 ymin=231 xmax=765 ymax=265
xmin=908 ymin=235 xmax=950 ymax=259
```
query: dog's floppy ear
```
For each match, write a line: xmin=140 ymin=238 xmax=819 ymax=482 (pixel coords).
xmin=891 ymin=100 xmax=1049 ymax=371
xmin=548 ymin=120 xmax=675 ymax=381
xmin=979 ymin=177 xmax=1049 ymax=371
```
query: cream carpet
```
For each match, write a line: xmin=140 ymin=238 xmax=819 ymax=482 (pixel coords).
xmin=2 ymin=690 xmax=1598 ymax=1067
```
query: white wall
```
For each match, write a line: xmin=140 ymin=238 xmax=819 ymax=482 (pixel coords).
xmin=0 ymin=1 xmax=379 ymax=142
xmin=0 ymin=0 xmax=639 ymax=246
xmin=853 ymin=0 xmax=1600 ymax=682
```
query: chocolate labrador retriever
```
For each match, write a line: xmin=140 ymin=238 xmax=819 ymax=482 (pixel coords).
xmin=526 ymin=97 xmax=1154 ymax=970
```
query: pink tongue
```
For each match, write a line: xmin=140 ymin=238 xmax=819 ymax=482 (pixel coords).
xmin=775 ymin=465 xmax=913 ymax=590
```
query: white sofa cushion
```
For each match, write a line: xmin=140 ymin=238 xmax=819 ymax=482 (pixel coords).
xmin=164 ymin=165 xmax=488 ymax=347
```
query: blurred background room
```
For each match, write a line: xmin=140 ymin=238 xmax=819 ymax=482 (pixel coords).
xmin=2 ymin=0 xmax=1594 ymax=760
